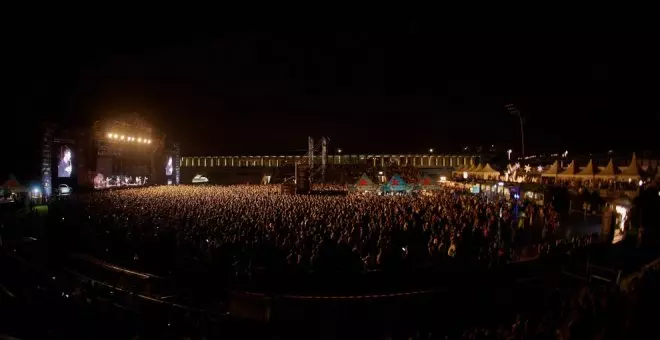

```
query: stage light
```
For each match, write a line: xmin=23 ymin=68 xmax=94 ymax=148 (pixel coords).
xmin=113 ymin=134 xmax=118 ymax=139
xmin=120 ymin=135 xmax=125 ymax=140
xmin=107 ymin=133 xmax=113 ymax=138
xmin=138 ymin=138 xmax=142 ymax=143
xmin=148 ymin=139 xmax=152 ymax=144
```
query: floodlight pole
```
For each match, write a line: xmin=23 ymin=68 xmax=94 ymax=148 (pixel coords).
xmin=506 ymin=104 xmax=525 ymax=159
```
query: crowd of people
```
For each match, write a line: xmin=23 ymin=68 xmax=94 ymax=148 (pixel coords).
xmin=51 ymin=184 xmax=579 ymax=279
xmin=9 ymin=181 xmax=653 ymax=339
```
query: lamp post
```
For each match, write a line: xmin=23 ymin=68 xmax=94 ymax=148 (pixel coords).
xmin=505 ymin=104 xmax=525 ymax=158
xmin=507 ymin=149 xmax=512 ymax=161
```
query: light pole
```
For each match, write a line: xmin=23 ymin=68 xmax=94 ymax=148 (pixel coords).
xmin=505 ymin=104 xmax=525 ymax=159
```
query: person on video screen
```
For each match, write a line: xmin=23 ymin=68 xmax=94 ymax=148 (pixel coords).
xmin=58 ymin=147 xmax=73 ymax=177
xmin=166 ymin=157 xmax=173 ymax=176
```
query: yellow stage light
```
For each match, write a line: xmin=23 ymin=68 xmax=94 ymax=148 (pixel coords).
xmin=107 ymin=133 xmax=113 ymax=138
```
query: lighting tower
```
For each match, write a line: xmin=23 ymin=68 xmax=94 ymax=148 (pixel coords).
xmin=321 ymin=137 xmax=327 ymax=183
xmin=308 ymin=136 xmax=314 ymax=184
xmin=505 ymin=104 xmax=525 ymax=158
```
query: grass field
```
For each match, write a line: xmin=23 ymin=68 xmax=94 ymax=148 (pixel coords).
xmin=32 ymin=205 xmax=48 ymax=215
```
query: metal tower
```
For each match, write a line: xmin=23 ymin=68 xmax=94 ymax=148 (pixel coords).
xmin=321 ymin=137 xmax=327 ymax=183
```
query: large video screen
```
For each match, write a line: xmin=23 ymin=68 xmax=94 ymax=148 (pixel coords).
xmin=165 ymin=156 xmax=173 ymax=176
xmin=57 ymin=146 xmax=74 ymax=178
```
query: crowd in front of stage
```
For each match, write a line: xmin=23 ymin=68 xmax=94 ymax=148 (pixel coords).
xmin=8 ymin=183 xmax=627 ymax=339
xmin=51 ymin=184 xmax=585 ymax=277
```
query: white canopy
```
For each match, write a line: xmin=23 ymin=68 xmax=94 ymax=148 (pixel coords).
xmin=470 ymin=164 xmax=484 ymax=175
xmin=575 ymin=159 xmax=598 ymax=179
xmin=596 ymin=159 xmax=619 ymax=179
xmin=479 ymin=163 xmax=500 ymax=179
xmin=541 ymin=161 xmax=560 ymax=177
xmin=557 ymin=160 xmax=578 ymax=178
xmin=619 ymin=153 xmax=643 ymax=181
xmin=452 ymin=165 xmax=467 ymax=174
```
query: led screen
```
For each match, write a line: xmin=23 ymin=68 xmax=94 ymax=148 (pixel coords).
xmin=57 ymin=146 xmax=74 ymax=178
xmin=166 ymin=156 xmax=173 ymax=176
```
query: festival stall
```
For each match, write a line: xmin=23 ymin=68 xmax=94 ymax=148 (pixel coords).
xmin=519 ymin=183 xmax=545 ymax=204
xmin=458 ymin=164 xmax=474 ymax=179
xmin=419 ymin=175 xmax=440 ymax=191
xmin=595 ymin=159 xmax=620 ymax=181
xmin=479 ymin=181 xmax=513 ymax=198
xmin=383 ymin=174 xmax=411 ymax=194
xmin=452 ymin=165 xmax=467 ymax=178
xmin=2 ymin=177 xmax=25 ymax=193
xmin=574 ymin=159 xmax=599 ymax=181
xmin=469 ymin=164 xmax=484 ymax=177
xmin=557 ymin=160 xmax=578 ymax=180
xmin=541 ymin=161 xmax=561 ymax=178
xmin=478 ymin=163 xmax=501 ymax=180
xmin=618 ymin=153 xmax=643 ymax=182
xmin=2 ymin=175 xmax=27 ymax=196
xmin=1 ymin=175 xmax=33 ymax=204
xmin=354 ymin=173 xmax=379 ymax=193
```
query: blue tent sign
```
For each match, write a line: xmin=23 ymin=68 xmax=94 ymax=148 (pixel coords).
xmin=385 ymin=174 xmax=408 ymax=192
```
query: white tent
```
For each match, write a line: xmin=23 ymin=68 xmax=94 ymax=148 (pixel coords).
xmin=463 ymin=163 xmax=476 ymax=174
xmin=541 ymin=161 xmax=561 ymax=178
xmin=452 ymin=165 xmax=467 ymax=176
xmin=575 ymin=159 xmax=599 ymax=180
xmin=470 ymin=164 xmax=484 ymax=176
xmin=595 ymin=159 xmax=619 ymax=180
xmin=618 ymin=153 xmax=643 ymax=181
xmin=557 ymin=160 xmax=578 ymax=179
xmin=479 ymin=163 xmax=500 ymax=180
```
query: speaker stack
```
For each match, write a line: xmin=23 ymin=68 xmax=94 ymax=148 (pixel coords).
xmin=295 ymin=164 xmax=311 ymax=194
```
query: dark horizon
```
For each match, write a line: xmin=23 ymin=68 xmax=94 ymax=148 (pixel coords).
xmin=5 ymin=29 xmax=660 ymax=179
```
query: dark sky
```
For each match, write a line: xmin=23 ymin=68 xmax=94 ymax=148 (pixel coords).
xmin=5 ymin=26 xmax=660 ymax=179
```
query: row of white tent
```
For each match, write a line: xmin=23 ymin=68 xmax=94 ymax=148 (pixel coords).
xmin=452 ymin=153 xmax=650 ymax=181
xmin=540 ymin=153 xmax=646 ymax=181
xmin=452 ymin=163 xmax=501 ymax=179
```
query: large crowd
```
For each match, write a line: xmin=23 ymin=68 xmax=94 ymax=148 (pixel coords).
xmin=51 ymin=184 xmax=574 ymax=277
xmin=9 ymin=183 xmax=653 ymax=339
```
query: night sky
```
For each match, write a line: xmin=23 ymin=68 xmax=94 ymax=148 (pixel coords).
xmin=5 ymin=26 xmax=660 ymax=179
